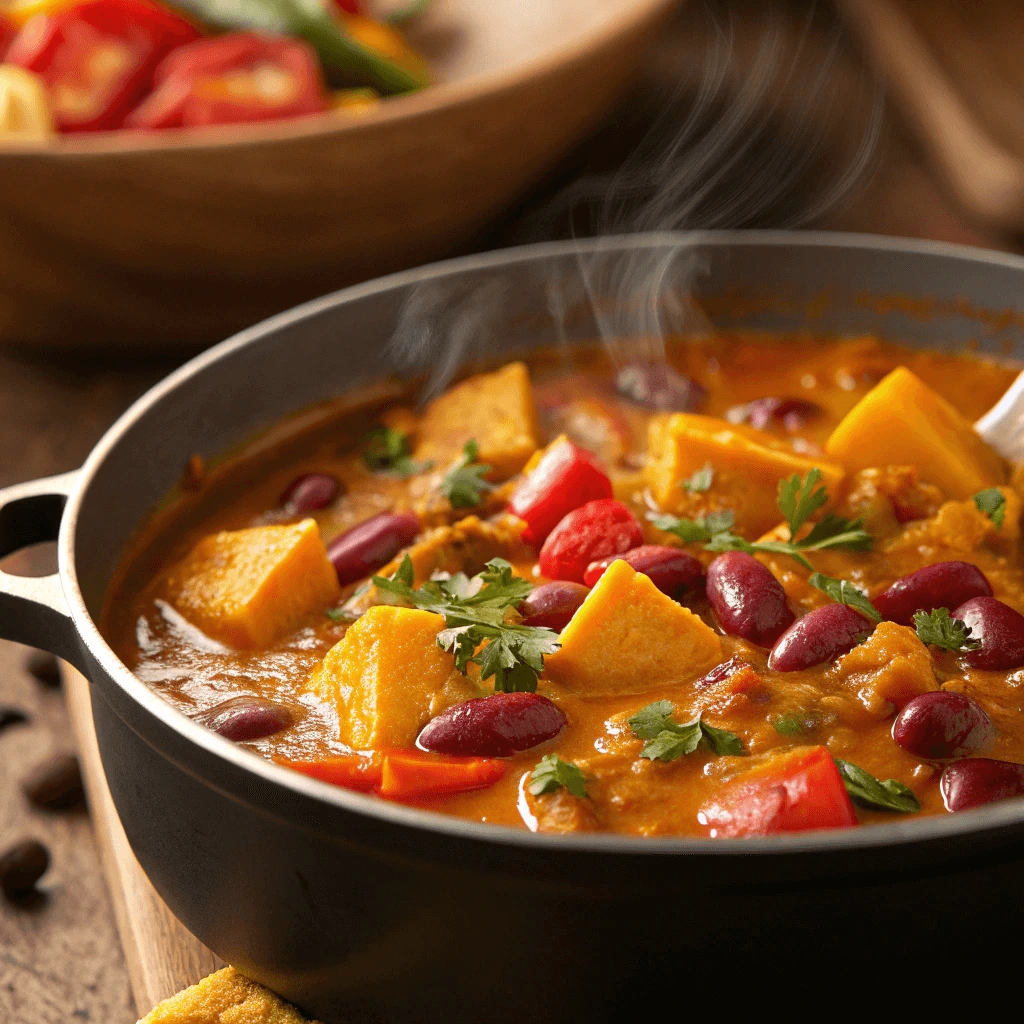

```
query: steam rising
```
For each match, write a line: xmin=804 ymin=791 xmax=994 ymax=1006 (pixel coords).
xmin=388 ymin=1 xmax=884 ymax=400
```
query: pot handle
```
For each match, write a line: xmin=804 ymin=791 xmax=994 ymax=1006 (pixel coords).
xmin=0 ymin=470 xmax=89 ymax=674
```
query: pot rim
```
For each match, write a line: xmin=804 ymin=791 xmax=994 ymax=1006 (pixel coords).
xmin=60 ymin=229 xmax=1024 ymax=858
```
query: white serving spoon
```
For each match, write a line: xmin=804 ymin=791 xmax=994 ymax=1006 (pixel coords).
xmin=976 ymin=370 xmax=1024 ymax=461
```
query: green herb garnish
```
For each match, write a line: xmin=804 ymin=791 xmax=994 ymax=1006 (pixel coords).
xmin=363 ymin=426 xmax=430 ymax=477
xmin=913 ymin=607 xmax=981 ymax=652
xmin=682 ymin=463 xmax=715 ymax=493
xmin=649 ymin=509 xmax=735 ymax=543
xmin=627 ymin=701 xmax=744 ymax=761
xmin=807 ymin=572 xmax=881 ymax=623
xmin=974 ymin=487 xmax=1006 ymax=528
xmin=771 ymin=713 xmax=815 ymax=736
xmin=373 ymin=555 xmax=558 ymax=693
xmin=528 ymin=754 xmax=588 ymax=798
xmin=834 ymin=758 xmax=920 ymax=813
xmin=441 ymin=439 xmax=494 ymax=508
xmin=654 ymin=469 xmax=870 ymax=570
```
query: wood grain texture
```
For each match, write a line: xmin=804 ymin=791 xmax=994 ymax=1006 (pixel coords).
xmin=840 ymin=0 xmax=1024 ymax=232
xmin=63 ymin=665 xmax=223 ymax=1021
xmin=0 ymin=0 xmax=673 ymax=349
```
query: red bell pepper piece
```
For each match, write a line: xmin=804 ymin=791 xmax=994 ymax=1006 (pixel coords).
xmin=538 ymin=498 xmax=643 ymax=583
xmin=275 ymin=753 xmax=383 ymax=792
xmin=5 ymin=0 xmax=199 ymax=132
xmin=277 ymin=749 xmax=506 ymax=802
xmin=379 ymin=750 xmax=507 ymax=801
xmin=699 ymin=746 xmax=858 ymax=838
xmin=125 ymin=32 xmax=327 ymax=130
xmin=332 ymin=0 xmax=362 ymax=12
xmin=508 ymin=440 xmax=613 ymax=547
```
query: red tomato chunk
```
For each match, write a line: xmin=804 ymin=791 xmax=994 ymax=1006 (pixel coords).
xmin=538 ymin=498 xmax=643 ymax=583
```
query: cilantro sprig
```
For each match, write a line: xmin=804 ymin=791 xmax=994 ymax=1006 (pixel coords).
xmin=682 ymin=463 xmax=714 ymax=493
xmin=974 ymin=487 xmax=1006 ymax=528
xmin=808 ymin=572 xmax=881 ymax=623
xmin=372 ymin=555 xmax=558 ymax=692
xmin=913 ymin=607 xmax=980 ymax=652
xmin=628 ymin=701 xmax=744 ymax=761
xmin=651 ymin=469 xmax=870 ymax=570
xmin=528 ymin=754 xmax=587 ymax=798
xmin=363 ymin=426 xmax=431 ymax=477
xmin=441 ymin=439 xmax=495 ymax=508
xmin=834 ymin=758 xmax=920 ymax=813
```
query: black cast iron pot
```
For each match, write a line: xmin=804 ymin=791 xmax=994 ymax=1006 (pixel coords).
xmin=4 ymin=232 xmax=1024 ymax=1019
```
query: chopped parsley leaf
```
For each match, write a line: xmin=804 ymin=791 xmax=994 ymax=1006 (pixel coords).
xmin=974 ymin=488 xmax=1006 ymax=529
xmin=682 ymin=463 xmax=714 ymax=493
xmin=834 ymin=758 xmax=920 ymax=813
xmin=913 ymin=607 xmax=980 ymax=652
xmin=808 ymin=572 xmax=881 ymax=623
xmin=627 ymin=701 xmax=744 ymax=761
xmin=441 ymin=439 xmax=495 ymax=508
xmin=528 ymin=754 xmax=587 ymax=798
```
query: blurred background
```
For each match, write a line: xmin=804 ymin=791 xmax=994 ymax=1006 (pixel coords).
xmin=2 ymin=0 xmax=1023 ymax=1019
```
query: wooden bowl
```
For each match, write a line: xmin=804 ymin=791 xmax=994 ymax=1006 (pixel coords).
xmin=0 ymin=0 xmax=675 ymax=350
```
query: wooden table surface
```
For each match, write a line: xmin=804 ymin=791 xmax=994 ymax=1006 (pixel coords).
xmin=0 ymin=2 xmax=1016 ymax=1022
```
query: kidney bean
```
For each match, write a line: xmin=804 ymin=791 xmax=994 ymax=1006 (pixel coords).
xmin=694 ymin=656 xmax=748 ymax=689
xmin=768 ymin=603 xmax=874 ymax=672
xmin=22 ymin=754 xmax=83 ymax=810
xmin=417 ymin=693 xmax=567 ymax=757
xmin=892 ymin=692 xmax=994 ymax=761
xmin=0 ymin=706 xmax=28 ymax=734
xmin=728 ymin=397 xmax=823 ymax=432
xmin=0 ymin=839 xmax=49 ymax=901
xmin=583 ymin=545 xmax=704 ymax=598
xmin=519 ymin=582 xmax=590 ymax=631
xmin=615 ymin=363 xmax=706 ymax=412
xmin=706 ymin=552 xmax=794 ymax=647
xmin=940 ymin=757 xmax=1024 ymax=812
xmin=195 ymin=696 xmax=296 ymax=742
xmin=26 ymin=650 xmax=60 ymax=688
xmin=327 ymin=511 xmax=420 ymax=585
xmin=953 ymin=597 xmax=1024 ymax=670
xmin=280 ymin=472 xmax=341 ymax=515
xmin=538 ymin=499 xmax=643 ymax=583
xmin=507 ymin=440 xmax=612 ymax=546
xmin=873 ymin=562 xmax=992 ymax=626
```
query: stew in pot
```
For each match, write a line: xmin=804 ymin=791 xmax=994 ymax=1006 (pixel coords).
xmin=102 ymin=334 xmax=1024 ymax=837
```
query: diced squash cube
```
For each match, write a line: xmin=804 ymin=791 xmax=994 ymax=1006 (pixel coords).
xmin=825 ymin=367 xmax=1005 ymax=499
xmin=306 ymin=605 xmax=456 ymax=749
xmin=166 ymin=519 xmax=339 ymax=650
xmin=645 ymin=413 xmax=845 ymax=538
xmin=543 ymin=559 xmax=722 ymax=696
xmin=414 ymin=362 xmax=539 ymax=481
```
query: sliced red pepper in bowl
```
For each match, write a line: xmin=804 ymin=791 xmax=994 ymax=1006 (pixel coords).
xmin=5 ymin=0 xmax=199 ymax=132
xmin=277 ymin=749 xmax=506 ymax=803
xmin=125 ymin=31 xmax=327 ymax=130
xmin=698 ymin=746 xmax=857 ymax=838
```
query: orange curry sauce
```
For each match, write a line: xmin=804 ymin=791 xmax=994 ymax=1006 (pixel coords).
xmin=102 ymin=334 xmax=1024 ymax=837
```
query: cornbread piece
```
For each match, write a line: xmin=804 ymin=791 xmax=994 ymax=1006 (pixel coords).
xmin=645 ymin=413 xmax=845 ymax=538
xmin=825 ymin=367 xmax=1005 ymax=499
xmin=414 ymin=361 xmax=539 ymax=481
xmin=543 ymin=559 xmax=722 ymax=696
xmin=138 ymin=966 xmax=318 ymax=1023
xmin=306 ymin=605 xmax=456 ymax=749
xmin=166 ymin=520 xmax=340 ymax=649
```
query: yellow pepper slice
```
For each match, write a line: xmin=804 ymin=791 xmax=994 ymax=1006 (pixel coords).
xmin=0 ymin=63 xmax=54 ymax=140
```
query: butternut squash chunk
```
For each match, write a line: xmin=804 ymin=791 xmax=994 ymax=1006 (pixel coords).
xmin=543 ymin=559 xmax=722 ymax=696
xmin=825 ymin=367 xmax=1005 ymax=499
xmin=307 ymin=605 xmax=456 ymax=749
xmin=413 ymin=362 xmax=539 ymax=481
xmin=166 ymin=519 xmax=339 ymax=650
xmin=645 ymin=413 xmax=845 ymax=538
